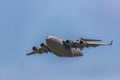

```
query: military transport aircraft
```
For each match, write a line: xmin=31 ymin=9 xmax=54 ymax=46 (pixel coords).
xmin=26 ymin=36 xmax=112 ymax=57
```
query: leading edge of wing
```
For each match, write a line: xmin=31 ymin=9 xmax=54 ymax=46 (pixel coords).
xmin=26 ymin=51 xmax=37 ymax=56
xmin=80 ymin=37 xmax=102 ymax=41
xmin=84 ymin=39 xmax=102 ymax=41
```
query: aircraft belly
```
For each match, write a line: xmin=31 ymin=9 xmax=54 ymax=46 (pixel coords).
xmin=47 ymin=41 xmax=68 ymax=57
xmin=47 ymin=40 xmax=82 ymax=57
xmin=51 ymin=47 xmax=83 ymax=57
xmin=46 ymin=37 xmax=83 ymax=57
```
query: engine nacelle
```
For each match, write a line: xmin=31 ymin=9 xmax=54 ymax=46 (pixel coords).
xmin=63 ymin=40 xmax=74 ymax=47
xmin=66 ymin=40 xmax=70 ymax=43
xmin=40 ymin=43 xmax=46 ymax=47
xmin=40 ymin=43 xmax=50 ymax=52
xmin=79 ymin=40 xmax=87 ymax=47
xmin=32 ymin=46 xmax=38 ymax=51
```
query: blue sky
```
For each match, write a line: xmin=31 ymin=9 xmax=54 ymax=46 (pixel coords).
xmin=0 ymin=0 xmax=120 ymax=80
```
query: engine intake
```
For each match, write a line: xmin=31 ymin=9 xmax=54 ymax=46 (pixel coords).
xmin=32 ymin=46 xmax=37 ymax=51
xmin=41 ymin=43 xmax=45 ymax=47
xmin=41 ymin=43 xmax=48 ymax=47
xmin=66 ymin=40 xmax=70 ymax=43
xmin=79 ymin=40 xmax=86 ymax=46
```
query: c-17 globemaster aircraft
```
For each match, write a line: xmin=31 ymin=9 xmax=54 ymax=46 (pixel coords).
xmin=26 ymin=36 xmax=112 ymax=57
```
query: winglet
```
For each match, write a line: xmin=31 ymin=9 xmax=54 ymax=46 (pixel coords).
xmin=109 ymin=40 xmax=113 ymax=45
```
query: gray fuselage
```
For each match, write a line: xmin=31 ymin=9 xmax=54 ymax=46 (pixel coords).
xmin=46 ymin=36 xmax=83 ymax=57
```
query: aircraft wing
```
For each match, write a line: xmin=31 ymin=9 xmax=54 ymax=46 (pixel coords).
xmin=75 ymin=37 xmax=113 ymax=49
xmin=86 ymin=40 xmax=113 ymax=48
xmin=63 ymin=38 xmax=112 ymax=49
xmin=26 ymin=47 xmax=48 ymax=56
xmin=79 ymin=37 xmax=102 ymax=41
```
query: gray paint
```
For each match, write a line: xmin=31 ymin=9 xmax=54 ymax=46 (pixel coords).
xmin=26 ymin=36 xmax=112 ymax=57
xmin=46 ymin=36 xmax=83 ymax=57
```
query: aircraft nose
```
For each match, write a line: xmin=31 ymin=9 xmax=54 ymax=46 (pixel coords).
xmin=46 ymin=36 xmax=62 ymax=51
xmin=46 ymin=36 xmax=57 ymax=47
xmin=46 ymin=36 xmax=52 ymax=39
xmin=46 ymin=36 xmax=60 ymax=45
xmin=46 ymin=36 xmax=56 ymax=40
xmin=46 ymin=36 xmax=55 ymax=43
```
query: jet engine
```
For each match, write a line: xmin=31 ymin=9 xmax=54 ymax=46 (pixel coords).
xmin=79 ymin=40 xmax=87 ymax=47
xmin=32 ymin=46 xmax=38 ymax=51
xmin=66 ymin=40 xmax=70 ymax=43
xmin=40 ymin=43 xmax=50 ymax=53
xmin=41 ymin=43 xmax=46 ymax=47
xmin=63 ymin=40 xmax=74 ymax=47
